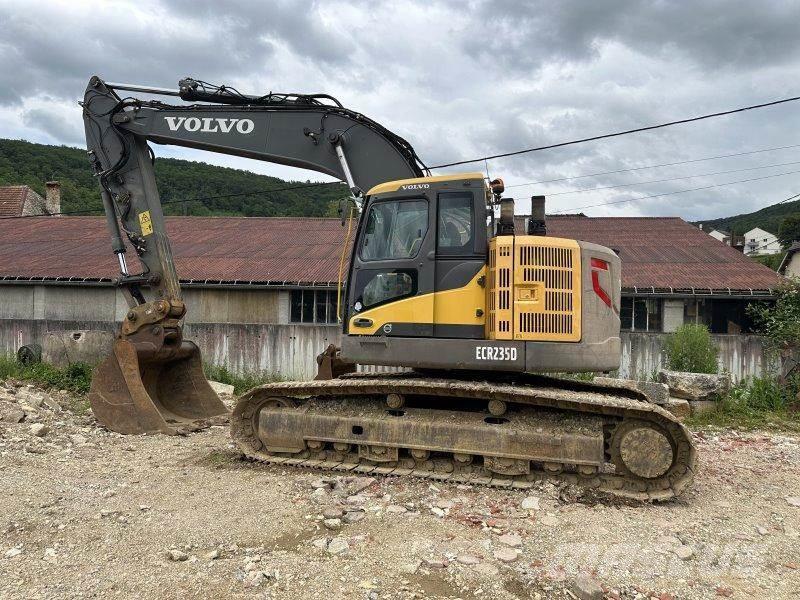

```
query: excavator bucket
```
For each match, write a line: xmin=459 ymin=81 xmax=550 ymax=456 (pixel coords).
xmin=89 ymin=338 xmax=229 ymax=435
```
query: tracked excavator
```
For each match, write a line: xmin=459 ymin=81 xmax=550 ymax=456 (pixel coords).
xmin=82 ymin=76 xmax=695 ymax=500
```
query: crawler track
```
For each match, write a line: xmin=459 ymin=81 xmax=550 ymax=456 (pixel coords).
xmin=231 ymin=373 xmax=696 ymax=501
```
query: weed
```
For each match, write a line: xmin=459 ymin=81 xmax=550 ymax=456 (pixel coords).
xmin=663 ymin=324 xmax=719 ymax=374
xmin=686 ymin=374 xmax=800 ymax=432
xmin=0 ymin=355 xmax=92 ymax=394
xmin=203 ymin=363 xmax=282 ymax=395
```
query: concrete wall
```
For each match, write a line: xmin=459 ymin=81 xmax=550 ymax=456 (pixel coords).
xmin=618 ymin=332 xmax=771 ymax=382
xmin=0 ymin=285 xmax=286 ymax=325
xmin=0 ymin=317 xmax=774 ymax=382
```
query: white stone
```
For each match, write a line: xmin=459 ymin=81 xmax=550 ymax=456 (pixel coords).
xmin=311 ymin=538 xmax=329 ymax=551
xmin=786 ymin=496 xmax=800 ymax=508
xmin=387 ymin=504 xmax=407 ymax=514
xmin=29 ymin=423 xmax=49 ymax=437
xmin=672 ymin=545 xmax=694 ymax=561
xmin=456 ymin=554 xmax=481 ymax=565
xmin=399 ymin=560 xmax=422 ymax=575
xmin=4 ymin=547 xmax=22 ymax=559
xmin=208 ymin=380 xmax=235 ymax=396
xmin=166 ymin=549 xmax=189 ymax=561
xmin=323 ymin=518 xmax=342 ymax=530
xmin=493 ymin=547 xmax=519 ymax=563
xmin=520 ymin=496 xmax=540 ymax=510
xmin=205 ymin=549 xmax=221 ymax=560
xmin=326 ymin=537 xmax=349 ymax=555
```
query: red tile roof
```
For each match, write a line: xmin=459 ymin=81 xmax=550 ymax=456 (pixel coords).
xmin=0 ymin=186 xmax=28 ymax=217
xmin=0 ymin=214 xmax=781 ymax=292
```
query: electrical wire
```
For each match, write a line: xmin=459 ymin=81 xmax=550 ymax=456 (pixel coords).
xmin=504 ymin=143 xmax=800 ymax=188
xmin=540 ymin=159 xmax=800 ymax=197
xmin=552 ymin=169 xmax=800 ymax=213
xmin=430 ymin=94 xmax=800 ymax=169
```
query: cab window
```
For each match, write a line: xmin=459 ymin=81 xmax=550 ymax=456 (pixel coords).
xmin=361 ymin=199 xmax=428 ymax=261
xmin=437 ymin=192 xmax=473 ymax=254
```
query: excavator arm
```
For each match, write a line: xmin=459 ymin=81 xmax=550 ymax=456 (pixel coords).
xmin=82 ymin=75 xmax=426 ymax=434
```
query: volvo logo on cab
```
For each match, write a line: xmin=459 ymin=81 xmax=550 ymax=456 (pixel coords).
xmin=163 ymin=116 xmax=255 ymax=134
xmin=400 ymin=183 xmax=430 ymax=190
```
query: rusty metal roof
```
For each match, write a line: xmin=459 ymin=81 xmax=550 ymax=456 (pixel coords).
xmin=0 ymin=214 xmax=781 ymax=292
xmin=0 ymin=186 xmax=29 ymax=217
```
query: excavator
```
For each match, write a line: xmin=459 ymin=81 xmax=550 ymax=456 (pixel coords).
xmin=82 ymin=76 xmax=696 ymax=500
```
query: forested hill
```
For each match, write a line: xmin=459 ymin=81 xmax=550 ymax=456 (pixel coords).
xmin=697 ymin=196 xmax=800 ymax=235
xmin=0 ymin=138 xmax=348 ymax=217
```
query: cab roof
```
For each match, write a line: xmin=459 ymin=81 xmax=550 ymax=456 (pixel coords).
xmin=366 ymin=172 xmax=485 ymax=196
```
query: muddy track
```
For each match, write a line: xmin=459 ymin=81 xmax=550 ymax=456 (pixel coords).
xmin=231 ymin=373 xmax=697 ymax=501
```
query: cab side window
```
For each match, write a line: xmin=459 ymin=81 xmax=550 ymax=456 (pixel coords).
xmin=437 ymin=192 xmax=473 ymax=255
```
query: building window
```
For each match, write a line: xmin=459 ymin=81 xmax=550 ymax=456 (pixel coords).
xmin=290 ymin=290 xmax=338 ymax=324
xmin=620 ymin=297 xmax=662 ymax=332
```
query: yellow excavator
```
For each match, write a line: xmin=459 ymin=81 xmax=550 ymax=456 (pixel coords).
xmin=82 ymin=76 xmax=695 ymax=500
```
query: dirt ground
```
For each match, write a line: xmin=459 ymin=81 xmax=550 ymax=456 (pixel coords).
xmin=1 ymin=381 xmax=799 ymax=600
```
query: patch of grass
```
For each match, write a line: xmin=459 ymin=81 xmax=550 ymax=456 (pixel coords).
xmin=686 ymin=375 xmax=800 ymax=432
xmin=0 ymin=355 xmax=93 ymax=394
xmin=203 ymin=363 xmax=282 ymax=395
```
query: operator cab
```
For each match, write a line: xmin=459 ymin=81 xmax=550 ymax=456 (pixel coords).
xmin=346 ymin=173 xmax=490 ymax=339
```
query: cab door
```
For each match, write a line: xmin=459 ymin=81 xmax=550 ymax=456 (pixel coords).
xmin=347 ymin=194 xmax=435 ymax=336
xmin=433 ymin=190 xmax=487 ymax=338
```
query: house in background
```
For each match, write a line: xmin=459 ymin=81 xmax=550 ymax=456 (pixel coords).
xmin=0 ymin=182 xmax=61 ymax=217
xmin=743 ymin=226 xmax=781 ymax=256
xmin=707 ymin=228 xmax=729 ymax=243
xmin=778 ymin=242 xmax=800 ymax=277
xmin=698 ymin=225 xmax=746 ymax=252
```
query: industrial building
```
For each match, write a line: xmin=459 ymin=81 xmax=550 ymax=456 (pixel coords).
xmin=0 ymin=214 xmax=781 ymax=380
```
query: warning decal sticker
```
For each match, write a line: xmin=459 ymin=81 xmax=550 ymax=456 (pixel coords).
xmin=138 ymin=211 xmax=153 ymax=236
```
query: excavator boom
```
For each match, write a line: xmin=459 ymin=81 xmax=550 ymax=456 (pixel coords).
xmin=82 ymin=75 xmax=425 ymax=434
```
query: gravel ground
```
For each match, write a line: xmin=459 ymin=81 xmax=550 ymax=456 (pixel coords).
xmin=1 ymin=380 xmax=799 ymax=600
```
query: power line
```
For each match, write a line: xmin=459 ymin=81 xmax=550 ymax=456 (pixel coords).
xmin=504 ymin=143 xmax=800 ymax=188
xmin=431 ymin=94 xmax=800 ymax=169
xmin=0 ymin=180 xmax=344 ymax=220
xmin=552 ymin=168 xmax=800 ymax=213
xmin=541 ymin=159 xmax=800 ymax=197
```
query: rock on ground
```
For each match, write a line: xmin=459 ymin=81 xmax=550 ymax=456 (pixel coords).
xmin=658 ymin=370 xmax=731 ymax=401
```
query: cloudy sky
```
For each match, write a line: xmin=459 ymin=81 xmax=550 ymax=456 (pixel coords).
xmin=2 ymin=0 xmax=800 ymax=221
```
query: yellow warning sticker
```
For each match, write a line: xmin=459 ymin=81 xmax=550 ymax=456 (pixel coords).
xmin=138 ymin=211 xmax=153 ymax=236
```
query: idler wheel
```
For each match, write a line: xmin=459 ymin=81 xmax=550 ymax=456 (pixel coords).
xmin=611 ymin=420 xmax=675 ymax=479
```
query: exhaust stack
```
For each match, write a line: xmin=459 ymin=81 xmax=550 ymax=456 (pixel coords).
xmin=496 ymin=197 xmax=515 ymax=236
xmin=527 ymin=195 xmax=546 ymax=236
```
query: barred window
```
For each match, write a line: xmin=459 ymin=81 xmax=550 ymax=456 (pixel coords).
xmin=290 ymin=290 xmax=338 ymax=324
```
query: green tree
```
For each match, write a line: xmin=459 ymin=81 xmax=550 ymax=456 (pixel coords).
xmin=663 ymin=324 xmax=719 ymax=374
xmin=748 ymin=278 xmax=800 ymax=352
xmin=778 ymin=214 xmax=800 ymax=247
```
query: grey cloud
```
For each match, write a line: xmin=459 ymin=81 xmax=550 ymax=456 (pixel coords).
xmin=22 ymin=105 xmax=84 ymax=145
xmin=2 ymin=0 xmax=799 ymax=222
xmin=464 ymin=0 xmax=800 ymax=73
xmin=0 ymin=2 xmax=276 ymax=107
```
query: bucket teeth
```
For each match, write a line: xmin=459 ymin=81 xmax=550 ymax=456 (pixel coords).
xmin=89 ymin=339 xmax=229 ymax=435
